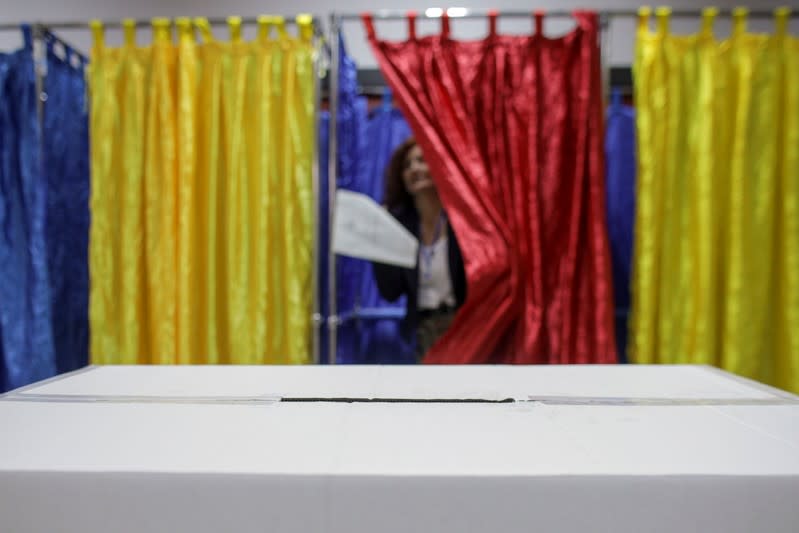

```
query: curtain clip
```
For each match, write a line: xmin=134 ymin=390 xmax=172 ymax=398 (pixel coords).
xmin=122 ymin=19 xmax=136 ymax=47
xmin=534 ymin=11 xmax=545 ymax=36
xmin=21 ymin=24 xmax=34 ymax=50
xmin=637 ymin=7 xmax=652 ymax=32
xmin=89 ymin=19 xmax=105 ymax=50
xmin=775 ymin=7 xmax=790 ymax=36
xmin=194 ymin=17 xmax=214 ymax=43
xmin=297 ymin=14 xmax=314 ymax=42
xmin=176 ymin=17 xmax=193 ymax=42
xmin=487 ymin=10 xmax=498 ymax=36
xmin=273 ymin=16 xmax=287 ymax=39
xmin=152 ymin=18 xmax=172 ymax=43
xmin=655 ymin=6 xmax=671 ymax=35
xmin=441 ymin=12 xmax=450 ymax=37
xmin=227 ymin=16 xmax=242 ymax=43
xmin=732 ymin=7 xmax=748 ymax=36
xmin=638 ymin=6 xmax=652 ymax=31
xmin=361 ymin=13 xmax=376 ymax=41
xmin=257 ymin=15 xmax=270 ymax=41
xmin=701 ymin=7 xmax=718 ymax=36
xmin=407 ymin=11 xmax=418 ymax=40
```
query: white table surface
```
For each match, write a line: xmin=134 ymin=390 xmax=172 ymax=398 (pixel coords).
xmin=8 ymin=363 xmax=788 ymax=401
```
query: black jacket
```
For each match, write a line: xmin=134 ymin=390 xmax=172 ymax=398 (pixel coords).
xmin=372 ymin=208 xmax=467 ymax=339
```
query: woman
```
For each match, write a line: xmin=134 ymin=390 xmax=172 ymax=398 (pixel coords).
xmin=373 ymin=138 xmax=467 ymax=362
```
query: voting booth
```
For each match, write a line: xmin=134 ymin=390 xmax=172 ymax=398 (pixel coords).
xmin=2 ymin=364 xmax=799 ymax=533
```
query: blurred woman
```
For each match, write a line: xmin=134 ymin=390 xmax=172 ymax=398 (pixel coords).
xmin=372 ymin=138 xmax=467 ymax=362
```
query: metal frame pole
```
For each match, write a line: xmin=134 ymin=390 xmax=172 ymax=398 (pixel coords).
xmin=333 ymin=8 xmax=798 ymax=21
xmin=0 ymin=9 xmax=795 ymax=33
xmin=599 ymin=14 xmax=611 ymax=105
xmin=0 ymin=15 xmax=319 ymax=31
xmin=310 ymin=22 xmax=323 ymax=365
xmin=327 ymin=13 xmax=340 ymax=365
xmin=32 ymin=23 xmax=47 ymax=221
xmin=32 ymin=24 xmax=45 ymax=125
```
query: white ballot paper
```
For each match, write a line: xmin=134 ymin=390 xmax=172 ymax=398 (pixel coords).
xmin=332 ymin=190 xmax=419 ymax=268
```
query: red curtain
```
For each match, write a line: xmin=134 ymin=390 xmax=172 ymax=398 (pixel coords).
xmin=364 ymin=11 xmax=616 ymax=364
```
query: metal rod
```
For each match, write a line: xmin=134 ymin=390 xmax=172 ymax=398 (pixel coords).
xmin=339 ymin=9 xmax=573 ymax=21
xmin=1 ymin=8 xmax=796 ymax=32
xmin=33 ymin=24 xmax=46 ymax=226
xmin=0 ymin=15 xmax=320 ymax=32
xmin=600 ymin=15 xmax=610 ymax=105
xmin=327 ymin=13 xmax=340 ymax=365
xmin=336 ymin=7 xmax=798 ymax=22
xmin=311 ymin=32 xmax=322 ymax=366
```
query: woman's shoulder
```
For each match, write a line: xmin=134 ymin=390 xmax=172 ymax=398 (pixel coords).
xmin=390 ymin=205 xmax=418 ymax=229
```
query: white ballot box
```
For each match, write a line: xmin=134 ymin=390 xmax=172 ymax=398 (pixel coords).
xmin=1 ymin=365 xmax=798 ymax=533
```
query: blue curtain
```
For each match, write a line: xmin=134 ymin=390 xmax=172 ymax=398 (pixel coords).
xmin=0 ymin=28 xmax=56 ymax=392
xmin=0 ymin=28 xmax=90 ymax=392
xmin=604 ymin=90 xmax=636 ymax=363
xmin=333 ymin=36 xmax=413 ymax=363
xmin=353 ymin=99 xmax=413 ymax=363
xmin=334 ymin=34 xmax=371 ymax=364
xmin=42 ymin=36 xmax=90 ymax=375
xmin=318 ymin=111 xmax=330 ymax=364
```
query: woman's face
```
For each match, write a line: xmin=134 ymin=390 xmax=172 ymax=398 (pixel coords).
xmin=402 ymin=145 xmax=434 ymax=195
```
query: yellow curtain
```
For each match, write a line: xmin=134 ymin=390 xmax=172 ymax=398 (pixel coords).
xmin=88 ymin=16 xmax=316 ymax=365
xmin=631 ymin=7 xmax=799 ymax=392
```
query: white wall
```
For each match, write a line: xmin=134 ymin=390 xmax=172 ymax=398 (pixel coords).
xmin=2 ymin=0 xmax=796 ymax=68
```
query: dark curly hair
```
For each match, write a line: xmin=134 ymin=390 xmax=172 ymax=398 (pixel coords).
xmin=383 ymin=137 xmax=417 ymax=213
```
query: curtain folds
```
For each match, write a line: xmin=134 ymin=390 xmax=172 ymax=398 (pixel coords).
xmin=605 ymin=91 xmax=637 ymax=363
xmin=318 ymin=110 xmax=330 ymax=363
xmin=89 ymin=17 xmax=315 ymax=364
xmin=354 ymin=101 xmax=414 ymax=363
xmin=364 ymin=12 xmax=617 ymax=364
xmin=43 ymin=35 xmax=91 ymax=375
xmin=333 ymin=35 xmax=413 ymax=363
xmin=0 ymin=28 xmax=90 ymax=392
xmin=334 ymin=34 xmax=369 ymax=362
xmin=337 ymin=100 xmax=414 ymax=364
xmin=631 ymin=9 xmax=799 ymax=392
xmin=0 ymin=29 xmax=57 ymax=390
